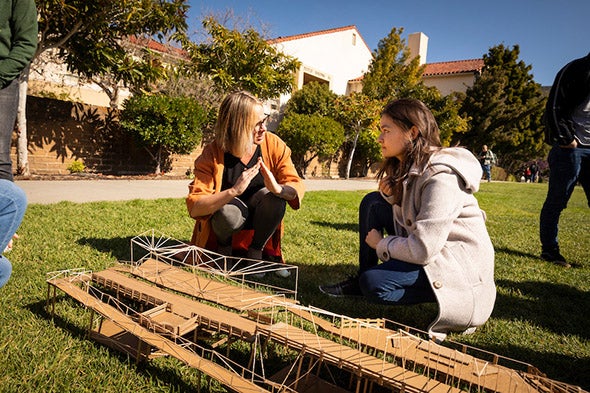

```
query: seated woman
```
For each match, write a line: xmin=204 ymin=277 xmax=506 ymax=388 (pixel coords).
xmin=320 ymin=98 xmax=496 ymax=341
xmin=186 ymin=91 xmax=304 ymax=274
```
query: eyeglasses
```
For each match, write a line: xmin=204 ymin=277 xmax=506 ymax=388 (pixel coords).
xmin=255 ymin=113 xmax=270 ymax=129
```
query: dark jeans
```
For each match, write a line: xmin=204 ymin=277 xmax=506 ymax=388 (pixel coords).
xmin=210 ymin=187 xmax=286 ymax=251
xmin=0 ymin=79 xmax=19 ymax=181
xmin=540 ymin=145 xmax=590 ymax=250
xmin=357 ymin=191 xmax=435 ymax=305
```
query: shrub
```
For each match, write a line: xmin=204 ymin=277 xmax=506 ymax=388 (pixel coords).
xmin=120 ymin=94 xmax=209 ymax=174
xmin=67 ymin=160 xmax=85 ymax=174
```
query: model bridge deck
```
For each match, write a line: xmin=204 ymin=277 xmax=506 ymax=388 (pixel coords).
xmin=46 ymin=252 xmax=585 ymax=393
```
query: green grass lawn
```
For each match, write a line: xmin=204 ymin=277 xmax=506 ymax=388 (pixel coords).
xmin=1 ymin=181 xmax=588 ymax=392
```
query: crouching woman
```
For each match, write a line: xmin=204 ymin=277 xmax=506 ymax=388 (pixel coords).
xmin=320 ymin=99 xmax=496 ymax=341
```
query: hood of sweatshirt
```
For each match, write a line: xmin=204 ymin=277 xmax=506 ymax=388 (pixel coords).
xmin=410 ymin=147 xmax=483 ymax=193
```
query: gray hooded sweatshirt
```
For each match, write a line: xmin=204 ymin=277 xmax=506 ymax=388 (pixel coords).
xmin=376 ymin=147 xmax=496 ymax=341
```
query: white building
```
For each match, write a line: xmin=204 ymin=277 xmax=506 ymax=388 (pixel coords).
xmin=268 ymin=25 xmax=373 ymax=109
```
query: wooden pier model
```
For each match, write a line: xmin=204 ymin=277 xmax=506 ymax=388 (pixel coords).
xmin=46 ymin=230 xmax=587 ymax=393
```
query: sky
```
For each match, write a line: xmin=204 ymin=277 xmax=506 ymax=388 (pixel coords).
xmin=187 ymin=0 xmax=590 ymax=87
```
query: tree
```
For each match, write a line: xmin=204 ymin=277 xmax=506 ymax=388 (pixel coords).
xmin=333 ymin=93 xmax=382 ymax=178
xmin=361 ymin=27 xmax=467 ymax=145
xmin=276 ymin=113 xmax=345 ymax=177
xmin=37 ymin=0 xmax=188 ymax=105
xmin=186 ymin=17 xmax=300 ymax=100
xmin=119 ymin=94 xmax=208 ymax=174
xmin=457 ymin=44 xmax=547 ymax=173
xmin=361 ymin=27 xmax=425 ymax=102
xmin=15 ymin=0 xmax=190 ymax=175
xmin=284 ymin=81 xmax=337 ymax=116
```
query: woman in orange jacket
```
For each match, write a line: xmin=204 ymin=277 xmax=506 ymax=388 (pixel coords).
xmin=186 ymin=91 xmax=304 ymax=268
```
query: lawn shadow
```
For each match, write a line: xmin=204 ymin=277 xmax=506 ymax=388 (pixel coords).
xmin=77 ymin=236 xmax=135 ymax=261
xmin=494 ymin=246 xmax=538 ymax=259
xmin=494 ymin=279 xmax=590 ymax=340
xmin=309 ymin=220 xmax=357 ymax=232
xmin=26 ymin=299 xmax=199 ymax=391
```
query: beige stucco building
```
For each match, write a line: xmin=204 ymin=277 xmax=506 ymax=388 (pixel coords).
xmin=269 ymin=26 xmax=373 ymax=99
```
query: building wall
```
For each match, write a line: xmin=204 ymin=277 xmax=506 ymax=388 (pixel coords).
xmin=28 ymin=50 xmax=132 ymax=108
xmin=13 ymin=96 xmax=199 ymax=177
xmin=13 ymin=96 xmax=338 ymax=178
xmin=272 ymin=27 xmax=373 ymax=96
xmin=423 ymin=73 xmax=477 ymax=96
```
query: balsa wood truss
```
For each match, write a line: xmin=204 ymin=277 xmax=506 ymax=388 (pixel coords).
xmin=45 ymin=230 xmax=587 ymax=393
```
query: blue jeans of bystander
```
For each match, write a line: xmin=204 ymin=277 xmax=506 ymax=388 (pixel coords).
xmin=540 ymin=145 xmax=590 ymax=251
xmin=481 ymin=164 xmax=491 ymax=181
xmin=0 ymin=179 xmax=27 ymax=288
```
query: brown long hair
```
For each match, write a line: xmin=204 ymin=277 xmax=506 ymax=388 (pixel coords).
xmin=214 ymin=91 xmax=262 ymax=157
xmin=377 ymin=98 xmax=442 ymax=203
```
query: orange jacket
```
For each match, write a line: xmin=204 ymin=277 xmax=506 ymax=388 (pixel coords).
xmin=186 ymin=132 xmax=304 ymax=261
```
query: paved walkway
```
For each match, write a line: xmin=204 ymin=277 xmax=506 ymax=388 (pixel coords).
xmin=16 ymin=178 xmax=377 ymax=204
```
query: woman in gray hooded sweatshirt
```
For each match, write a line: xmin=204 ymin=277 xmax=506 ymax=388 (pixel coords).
xmin=320 ymin=98 xmax=496 ymax=342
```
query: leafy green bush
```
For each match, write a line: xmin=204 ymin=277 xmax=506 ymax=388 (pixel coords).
xmin=66 ymin=160 xmax=85 ymax=173
xmin=277 ymin=112 xmax=345 ymax=177
xmin=120 ymin=94 xmax=209 ymax=174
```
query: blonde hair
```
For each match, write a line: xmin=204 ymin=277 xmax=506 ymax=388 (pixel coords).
xmin=377 ymin=98 xmax=442 ymax=204
xmin=215 ymin=91 xmax=262 ymax=157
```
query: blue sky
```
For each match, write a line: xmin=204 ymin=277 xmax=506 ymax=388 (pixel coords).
xmin=187 ymin=0 xmax=589 ymax=87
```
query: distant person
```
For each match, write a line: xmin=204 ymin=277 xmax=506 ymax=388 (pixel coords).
xmin=319 ymin=99 xmax=496 ymax=342
xmin=529 ymin=162 xmax=539 ymax=183
xmin=186 ymin=91 xmax=304 ymax=277
xmin=478 ymin=145 xmax=496 ymax=182
xmin=0 ymin=0 xmax=37 ymax=288
xmin=540 ymin=52 xmax=590 ymax=268
xmin=524 ymin=166 xmax=532 ymax=183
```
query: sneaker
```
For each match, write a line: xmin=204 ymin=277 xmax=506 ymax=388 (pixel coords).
xmin=275 ymin=268 xmax=291 ymax=278
xmin=540 ymin=248 xmax=571 ymax=268
xmin=319 ymin=276 xmax=363 ymax=297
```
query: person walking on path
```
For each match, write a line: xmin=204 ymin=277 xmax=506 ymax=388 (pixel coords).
xmin=478 ymin=145 xmax=496 ymax=182
xmin=540 ymin=52 xmax=590 ymax=268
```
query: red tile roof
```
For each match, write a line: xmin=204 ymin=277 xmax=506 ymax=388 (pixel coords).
xmin=268 ymin=25 xmax=370 ymax=51
xmin=422 ymin=59 xmax=484 ymax=77
xmin=128 ymin=36 xmax=187 ymax=58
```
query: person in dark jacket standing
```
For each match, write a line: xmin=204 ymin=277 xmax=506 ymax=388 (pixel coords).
xmin=0 ymin=0 xmax=37 ymax=288
xmin=540 ymin=52 xmax=590 ymax=267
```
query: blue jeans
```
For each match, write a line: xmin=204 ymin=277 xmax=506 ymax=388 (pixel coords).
xmin=481 ymin=164 xmax=491 ymax=181
xmin=357 ymin=192 xmax=435 ymax=305
xmin=0 ymin=179 xmax=27 ymax=288
xmin=0 ymin=79 xmax=19 ymax=181
xmin=540 ymin=145 xmax=590 ymax=250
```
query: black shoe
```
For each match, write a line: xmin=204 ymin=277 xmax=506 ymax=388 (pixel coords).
xmin=540 ymin=248 xmax=571 ymax=268
xmin=319 ymin=276 xmax=363 ymax=297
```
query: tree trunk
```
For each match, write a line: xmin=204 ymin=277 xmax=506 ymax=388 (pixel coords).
xmin=16 ymin=68 xmax=30 ymax=176
xmin=345 ymin=124 xmax=361 ymax=179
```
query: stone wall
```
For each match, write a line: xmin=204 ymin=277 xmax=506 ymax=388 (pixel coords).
xmin=12 ymin=96 xmax=201 ymax=177
xmin=12 ymin=96 xmax=351 ymax=178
